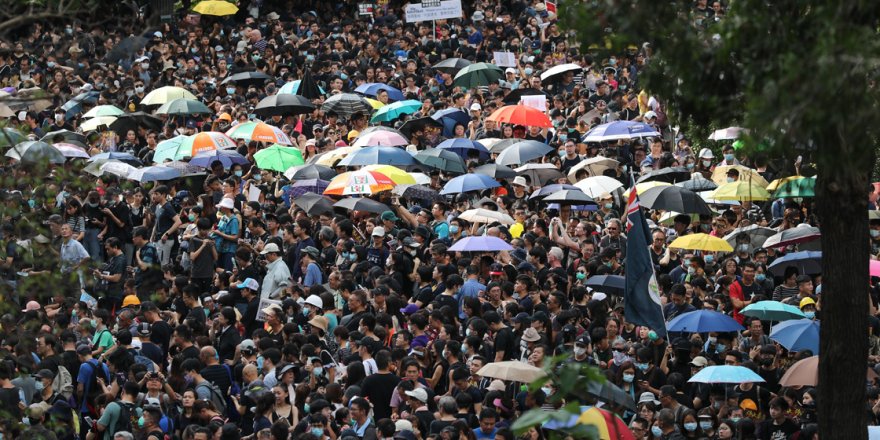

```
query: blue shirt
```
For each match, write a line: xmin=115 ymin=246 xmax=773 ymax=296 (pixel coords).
xmin=458 ymin=278 xmax=486 ymax=319
xmin=433 ymin=221 xmax=449 ymax=240
xmin=474 ymin=427 xmax=497 ymax=440
xmin=304 ymin=262 xmax=322 ymax=287
xmin=215 ymin=214 xmax=239 ymax=254
xmin=77 ymin=359 xmax=110 ymax=413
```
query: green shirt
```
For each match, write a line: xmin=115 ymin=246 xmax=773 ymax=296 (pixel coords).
xmin=97 ymin=401 xmax=141 ymax=440
xmin=92 ymin=328 xmax=115 ymax=353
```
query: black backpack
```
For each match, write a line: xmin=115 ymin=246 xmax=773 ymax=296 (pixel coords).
xmin=114 ymin=400 xmax=138 ymax=435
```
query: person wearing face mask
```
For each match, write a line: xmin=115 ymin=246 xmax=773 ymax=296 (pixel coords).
xmin=717 ymin=145 xmax=740 ymax=167
xmin=652 ymin=408 xmax=686 ymax=440
xmin=799 ymin=297 xmax=818 ymax=320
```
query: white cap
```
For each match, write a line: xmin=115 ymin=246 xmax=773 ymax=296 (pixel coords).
xmin=505 ymin=67 xmax=517 ymax=74
xmin=236 ymin=278 xmax=260 ymax=291
xmin=305 ymin=294 xmax=323 ymax=309
xmin=512 ymin=176 xmax=528 ymax=187
xmin=260 ymin=243 xmax=282 ymax=254
xmin=395 ymin=420 xmax=414 ymax=432
xmin=153 ymin=31 xmax=163 ymax=38
xmin=217 ymin=198 xmax=235 ymax=210
xmin=404 ymin=388 xmax=429 ymax=403
xmin=372 ymin=226 xmax=386 ymax=237
xmin=644 ymin=111 xmax=657 ymax=119
xmin=470 ymin=103 xmax=482 ymax=111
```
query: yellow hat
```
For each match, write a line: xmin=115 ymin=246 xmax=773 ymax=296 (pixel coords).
xmin=122 ymin=295 xmax=141 ymax=307
xmin=218 ymin=112 xmax=233 ymax=122
xmin=348 ymin=130 xmax=359 ymax=141
xmin=799 ymin=297 xmax=816 ymax=309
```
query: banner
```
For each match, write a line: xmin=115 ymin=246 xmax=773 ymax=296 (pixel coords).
xmin=256 ymin=298 xmax=282 ymax=322
xmin=492 ymin=51 xmax=516 ymax=67
xmin=546 ymin=1 xmax=557 ymax=14
xmin=358 ymin=3 xmax=375 ymax=16
xmin=405 ymin=0 xmax=463 ymax=23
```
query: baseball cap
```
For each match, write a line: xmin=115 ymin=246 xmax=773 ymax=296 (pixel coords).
xmin=136 ymin=322 xmax=152 ymax=337
xmin=76 ymin=344 xmax=92 ymax=356
xmin=489 ymin=263 xmax=503 ymax=276
xmin=404 ymin=388 xmax=428 ymax=403
xmin=34 ymin=369 xmax=55 ymax=380
xmin=372 ymin=226 xmax=386 ymax=237
xmin=689 ymin=356 xmax=709 ymax=367
xmin=302 ymin=246 xmax=321 ymax=260
xmin=237 ymin=278 xmax=260 ymax=291
xmin=261 ymin=243 xmax=282 ymax=254
xmin=575 ymin=334 xmax=592 ymax=346
xmin=513 ymin=312 xmax=531 ymax=324
xmin=21 ymin=301 xmax=41 ymax=313
xmin=381 ymin=210 xmax=399 ymax=222
xmin=239 ymin=339 xmax=257 ymax=354
xmin=470 ymin=103 xmax=482 ymax=111
xmin=505 ymin=67 xmax=516 ymax=74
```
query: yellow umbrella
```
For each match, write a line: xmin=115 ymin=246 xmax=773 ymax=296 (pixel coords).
xmin=711 ymin=164 xmax=770 ymax=188
xmin=363 ymin=165 xmax=416 ymax=185
xmin=623 ymin=181 xmax=671 ymax=198
xmin=710 ymin=180 xmax=772 ymax=201
xmin=365 ymin=98 xmax=385 ymax=110
xmin=669 ymin=233 xmax=734 ymax=252
xmin=767 ymin=176 xmax=805 ymax=192
xmin=314 ymin=146 xmax=361 ymax=167
xmin=140 ymin=86 xmax=197 ymax=106
xmin=192 ymin=0 xmax=239 ymax=16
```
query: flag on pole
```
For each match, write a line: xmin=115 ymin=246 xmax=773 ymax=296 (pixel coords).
xmin=623 ymin=188 xmax=667 ymax=339
xmin=546 ymin=1 xmax=557 ymax=14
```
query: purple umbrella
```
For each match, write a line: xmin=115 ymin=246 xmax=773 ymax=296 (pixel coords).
xmin=448 ymin=236 xmax=514 ymax=252
xmin=287 ymin=179 xmax=330 ymax=198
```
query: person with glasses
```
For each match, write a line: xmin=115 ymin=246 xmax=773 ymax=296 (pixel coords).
xmin=599 ymin=219 xmax=627 ymax=258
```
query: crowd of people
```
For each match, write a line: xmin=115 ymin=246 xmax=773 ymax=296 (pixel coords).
xmin=0 ymin=1 xmax=836 ymax=440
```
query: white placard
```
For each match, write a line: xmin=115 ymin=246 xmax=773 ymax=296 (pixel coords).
xmin=358 ymin=3 xmax=375 ymax=16
xmin=519 ymin=95 xmax=547 ymax=112
xmin=493 ymin=51 xmax=516 ymax=67
xmin=256 ymin=298 xmax=282 ymax=322
xmin=405 ymin=0 xmax=463 ymax=22
xmin=248 ymin=185 xmax=262 ymax=202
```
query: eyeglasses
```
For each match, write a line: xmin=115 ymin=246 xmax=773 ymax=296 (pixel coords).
xmin=606 ymin=227 xmax=618 ymax=231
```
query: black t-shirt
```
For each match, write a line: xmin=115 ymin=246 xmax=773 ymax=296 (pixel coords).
xmin=0 ymin=387 xmax=23 ymax=419
xmin=494 ymin=326 xmax=516 ymax=361
xmin=190 ymin=237 xmax=217 ymax=279
xmin=433 ymin=294 xmax=458 ymax=312
xmin=105 ymin=202 xmax=132 ymax=243
xmin=757 ymin=418 xmax=799 ymax=440
xmin=202 ymin=364 xmax=233 ymax=394
xmin=101 ymin=253 xmax=127 ymax=297
xmin=150 ymin=320 xmax=172 ymax=354
xmin=360 ymin=372 xmax=401 ymax=420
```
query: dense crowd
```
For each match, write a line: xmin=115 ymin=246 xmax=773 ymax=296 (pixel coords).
xmin=0 ymin=1 xmax=838 ymax=440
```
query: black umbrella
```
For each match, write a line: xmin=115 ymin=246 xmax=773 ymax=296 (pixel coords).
xmin=639 ymin=185 xmax=714 ymax=215
xmin=637 ymin=166 xmax=692 ymax=184
xmin=586 ymin=381 xmax=637 ymax=411
xmin=392 ymin=184 xmax=441 ymax=202
xmin=221 ymin=71 xmax=273 ymax=87
xmin=254 ymin=94 xmax=316 ymax=117
xmin=503 ymin=88 xmax=551 ymax=105
xmin=399 ymin=117 xmax=443 ymax=138
xmin=432 ymin=57 xmax=472 ymax=74
xmin=321 ymin=93 xmax=372 ymax=119
xmin=676 ymin=176 xmax=718 ymax=192
xmin=41 ymin=130 xmax=88 ymax=145
xmin=541 ymin=189 xmax=597 ymax=205
xmin=473 ymin=163 xmax=518 ymax=179
xmin=285 ymin=164 xmax=337 ymax=181
xmin=584 ymin=274 xmax=625 ymax=294
xmin=293 ymin=193 xmax=334 ymax=215
xmin=110 ymin=112 xmax=164 ymax=133
xmin=105 ymin=36 xmax=148 ymax=63
xmin=333 ymin=197 xmax=391 ymax=214
xmin=298 ymin=69 xmax=324 ymax=100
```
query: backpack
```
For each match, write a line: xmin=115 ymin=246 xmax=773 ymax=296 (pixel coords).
xmin=82 ymin=359 xmax=110 ymax=416
xmin=114 ymin=400 xmax=138 ymax=435
xmin=132 ymin=349 xmax=156 ymax=372
xmin=222 ymin=364 xmax=241 ymax=423
xmin=196 ymin=381 xmax=227 ymax=415
xmin=51 ymin=365 xmax=73 ymax=394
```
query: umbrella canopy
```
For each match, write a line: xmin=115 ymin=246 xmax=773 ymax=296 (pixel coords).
xmin=227 ymin=122 xmax=293 ymax=145
xmin=637 ymin=166 xmax=692 ymax=184
xmin=574 ymin=176 xmax=625 ymax=198
xmin=311 ymin=147 xmax=361 ymax=167
xmin=453 ymin=63 xmax=505 ymax=88
xmin=487 ymin=104 xmax=552 ymax=128
xmin=774 ymin=176 xmax=816 ymax=198
xmin=414 ymin=148 xmax=467 ymax=174
xmin=399 ymin=117 xmax=443 ymax=138
xmin=710 ymin=180 xmax=771 ymax=201
xmin=432 ymin=57 xmax=471 ymax=73
xmin=669 ymin=233 xmax=734 ymax=252
xmin=576 ymin=407 xmax=636 ymax=440
xmin=440 ymin=174 xmax=500 ymax=195
xmin=708 ymin=126 xmax=748 ymax=140
xmin=770 ymin=319 xmax=820 ymax=354
xmin=666 ymin=310 xmax=744 ymax=333
xmin=567 ymin=156 xmax=620 ymax=182
xmin=154 ymin=132 xmax=236 ymax=162
xmin=221 ymin=71 xmax=272 ymax=87
xmin=53 ymin=143 xmax=90 ymax=159
xmin=333 ymin=197 xmax=391 ymax=214
xmin=358 ymin=126 xmax=406 ymax=138
xmin=41 ymin=129 xmax=88 ymax=146
xmin=254 ymin=94 xmax=316 ymax=117
xmin=436 ymin=138 xmax=490 ymax=160
xmin=0 ymin=128 xmax=26 ymax=148
xmin=284 ymin=164 xmax=337 ymax=181
xmin=354 ymin=83 xmax=405 ymax=102
xmin=763 ymin=226 xmax=821 ymax=248
xmin=623 ymin=181 xmax=671 ymax=198
xmin=155 ymin=98 xmax=211 ymax=115
xmin=688 ymin=366 xmax=765 ymax=384
xmin=140 ymin=86 xmax=197 ymax=105
xmin=278 ymin=80 xmax=326 ymax=97
xmin=495 ymin=140 xmax=554 ymax=166
xmin=779 ymin=356 xmax=877 ymax=387
xmin=742 ymin=301 xmax=806 ymax=322
xmin=111 ymin=112 xmax=164 ymax=133
xmin=432 ymin=108 xmax=471 ymax=138
xmin=297 ymin=70 xmax=324 ymax=100
xmin=767 ymin=251 xmax=822 ymax=276
xmin=529 ymin=184 xmax=581 ymax=200
xmin=286 ymin=179 xmax=330 ymax=198
xmin=458 ymin=208 xmax=515 ymax=225
xmin=449 ymin=236 xmax=514 ymax=252
xmin=293 ymin=193 xmax=334 ymax=215
xmin=584 ymin=275 xmax=625 ymax=294
xmin=723 ymin=225 xmax=777 ymax=249
xmin=325 ymin=170 xmax=395 ymax=196
xmin=476 ymin=360 xmax=546 ymax=382
xmin=473 ymin=163 xmax=518 ymax=179
xmin=127 ymin=166 xmax=181 ymax=182
xmin=503 ymin=88 xmax=551 ymax=105
xmin=711 ymin=165 xmax=770 ymax=187
xmin=360 ymin=165 xmax=415 ymax=186
xmin=352 ymin=131 xmax=410 ymax=148
xmin=370 ymin=100 xmax=422 ymax=123
xmin=540 ymin=63 xmax=584 ymax=82
xmin=582 ymin=120 xmax=660 ymax=142
xmin=0 ymin=103 xmax=13 ymax=118
xmin=89 ymin=152 xmax=142 ymax=166
xmin=160 ymin=161 xmax=204 ymax=176
xmin=81 ymin=116 xmax=118 ymax=132
xmin=104 ymin=36 xmax=148 ymax=63
xmin=254 ymin=144 xmax=304 ymax=171
xmin=83 ymin=105 xmax=124 ymax=118
xmin=338 ymin=146 xmax=416 ymax=166
xmin=98 ymin=161 xmax=138 ymax=178
xmin=639 ymin=185 xmax=713 ymax=215
xmin=676 ymin=176 xmax=718 ymax=192
xmin=392 ymin=184 xmax=441 ymax=202
xmin=486 ymin=138 xmax=520 ymax=154
xmin=321 ymin=93 xmax=372 ymax=118
xmin=767 ymin=176 xmax=807 ymax=192
xmin=192 ymin=0 xmax=238 ymax=15
xmin=585 ymin=381 xmax=637 ymax=412
xmin=515 ymin=163 xmax=565 ymax=186
xmin=190 ymin=149 xmax=249 ymax=169
xmin=541 ymin=189 xmax=597 ymax=206
xmin=5 ymin=141 xmax=65 ymax=164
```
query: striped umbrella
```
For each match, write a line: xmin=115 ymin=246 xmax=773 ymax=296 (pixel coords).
xmin=324 ymin=170 xmax=395 ymax=196
xmin=362 ymin=165 xmax=417 ymax=185
xmin=226 ymin=122 xmax=293 ymax=145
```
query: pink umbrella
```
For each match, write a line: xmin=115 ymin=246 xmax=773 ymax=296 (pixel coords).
xmin=871 ymin=260 xmax=880 ymax=277
xmin=352 ymin=131 xmax=409 ymax=147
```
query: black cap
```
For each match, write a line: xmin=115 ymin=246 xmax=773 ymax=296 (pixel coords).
xmin=576 ymin=334 xmax=592 ymax=346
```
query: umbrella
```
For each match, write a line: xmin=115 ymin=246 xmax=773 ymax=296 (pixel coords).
xmin=458 ymin=208 xmax=515 ymax=225
xmin=333 ymin=197 xmax=391 ymax=214
xmin=779 ymin=356 xmax=878 ymax=387
xmin=392 ymin=184 xmax=441 ymax=202
xmin=574 ymin=176 xmax=625 ymax=198
xmin=487 ymin=105 xmax=552 ymax=128
xmin=127 ymin=166 xmax=182 ymax=182
xmin=254 ymin=144 xmax=304 ymax=171
xmin=286 ymin=179 xmax=330 ymax=198
xmin=666 ymin=310 xmax=744 ymax=333
xmin=486 ymin=138 xmax=520 ymax=154
xmin=623 ymin=181 xmax=671 ymax=198
xmin=669 ymin=233 xmax=734 ymax=252
xmin=155 ymin=98 xmax=212 ymax=115
xmin=140 ymin=86 xmax=197 ymax=106
xmin=160 ymin=161 xmax=204 ymax=176
xmin=311 ymin=147 xmax=361 ymax=167
xmin=582 ymin=121 xmax=660 ymax=142
xmin=699 ymin=190 xmax=742 ymax=206
xmin=711 ymin=165 xmax=770 ymax=187
xmin=688 ymin=366 xmax=765 ymax=384
xmin=110 ymin=112 xmax=164 ymax=133
xmin=297 ymin=70 xmax=325 ymax=100
xmin=154 ymin=133 xmax=236 ymax=162
xmin=710 ymin=181 xmax=771 ymax=201
xmin=576 ymin=407 xmax=636 ymax=440
xmin=358 ymin=126 xmax=407 ymax=138
xmin=226 ymin=122 xmax=293 ymax=145
xmin=708 ymin=126 xmax=748 ymax=140
xmin=278 ymin=80 xmax=326 ymax=97
xmin=449 ymin=236 xmax=514 ymax=252
xmin=503 ymin=88 xmax=551 ymax=105
xmin=41 ymin=129 xmax=88 ymax=146
xmin=321 ymin=93 xmax=372 ymax=118
xmin=89 ymin=152 xmax=142 ymax=166
xmin=293 ymin=193 xmax=334 ymax=215
xmin=362 ymin=165 xmax=416 ymax=185
xmin=82 ymin=159 xmax=120 ymax=177
xmin=769 ymin=319 xmax=820 ymax=354
xmin=567 ymin=156 xmax=620 ymax=181
xmin=0 ymin=128 xmax=26 ymax=147
xmin=1 ymin=87 xmax=52 ymax=113
xmin=354 ymin=83 xmax=405 ymax=102
xmin=763 ymin=226 xmax=821 ymax=248
xmin=676 ymin=176 xmax=718 ymax=192
xmin=767 ymin=251 xmax=822 ymax=276
xmin=436 ymin=138 xmax=490 ymax=160
xmin=742 ymin=301 xmax=806 ymax=322
xmin=722 ymin=225 xmax=777 ymax=249
xmin=585 ymin=381 xmax=636 ymax=412
xmin=584 ymin=275 xmax=625 ymax=294
xmin=432 ymin=57 xmax=471 ymax=73
xmin=284 ymin=164 xmax=337 ymax=181
xmin=366 ymin=98 xmax=385 ymax=110
xmin=540 ymin=63 xmax=584 ymax=83
xmin=432 ymin=108 xmax=471 ymax=138
xmin=53 ymin=143 xmax=90 ymax=159
xmin=254 ymin=94 xmax=316 ymax=117
xmin=639 ymin=185 xmax=713 ymax=215
xmin=5 ymin=141 xmax=65 ymax=164
xmin=338 ymin=146 xmax=416 ymax=166
xmin=192 ymin=0 xmax=238 ymax=15
xmin=190 ymin=150 xmax=249 ymax=169
xmin=637 ymin=166 xmax=692 ymax=184
xmin=529 ymin=184 xmax=581 ymax=200
xmin=99 ymin=161 xmax=138 ymax=178
xmin=352 ymin=131 xmax=410 ymax=148
xmin=440 ymin=174 xmax=500 ymax=195
xmin=495 ymin=140 xmax=554 ymax=166
xmin=370 ymin=100 xmax=422 ymax=123
xmin=0 ymin=103 xmax=12 ymax=118
xmin=767 ymin=176 xmax=807 ymax=192
xmin=81 ymin=116 xmax=118 ymax=132
xmin=473 ymin=163 xmax=518 ymax=179
xmin=324 ymin=170 xmax=396 ymax=196
xmin=221 ymin=71 xmax=272 ymax=87
xmin=83 ymin=105 xmax=124 ymax=118
xmin=476 ymin=360 xmax=546 ymax=382
xmin=399 ymin=117 xmax=443 ymax=137
xmin=453 ymin=63 xmax=505 ymax=88
xmin=414 ymin=148 xmax=467 ymax=174
xmin=774 ymin=176 xmax=817 ymax=198
xmin=542 ymin=190 xmax=597 ymax=206
xmin=104 ymin=36 xmax=148 ymax=63
xmin=515 ymin=163 xmax=565 ymax=185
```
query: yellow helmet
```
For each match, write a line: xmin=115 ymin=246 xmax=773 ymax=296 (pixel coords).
xmin=799 ymin=297 xmax=816 ymax=309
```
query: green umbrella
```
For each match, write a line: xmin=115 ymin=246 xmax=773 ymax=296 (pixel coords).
xmin=155 ymin=98 xmax=212 ymax=115
xmin=453 ymin=63 xmax=505 ymax=88
xmin=774 ymin=176 xmax=816 ymax=198
xmin=254 ymin=144 xmax=304 ymax=171
xmin=152 ymin=135 xmax=190 ymax=163
xmin=370 ymin=100 xmax=423 ymax=123
xmin=83 ymin=105 xmax=125 ymax=118
xmin=0 ymin=128 xmax=26 ymax=148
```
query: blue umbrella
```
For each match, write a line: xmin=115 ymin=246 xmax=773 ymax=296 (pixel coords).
xmin=432 ymin=108 xmax=470 ymax=137
xmin=448 ymin=236 xmax=514 ymax=252
xmin=278 ymin=80 xmax=326 ymax=96
xmin=436 ymin=138 xmax=490 ymax=160
xmin=440 ymin=174 xmax=501 ymax=195
xmin=337 ymin=146 xmax=417 ymax=167
xmin=88 ymin=152 xmax=143 ymax=166
xmin=769 ymin=319 xmax=819 ymax=354
xmin=370 ymin=99 xmax=423 ymax=123
xmin=127 ymin=166 xmax=181 ymax=182
xmin=584 ymin=275 xmax=625 ymax=294
xmin=354 ymin=83 xmax=405 ymax=102
xmin=667 ymin=310 xmax=744 ymax=333
xmin=688 ymin=365 xmax=766 ymax=384
xmin=529 ymin=184 xmax=580 ymax=200
xmin=767 ymin=251 xmax=822 ymax=276
xmin=190 ymin=149 xmax=250 ymax=169
xmin=582 ymin=120 xmax=661 ymax=142
xmin=742 ymin=301 xmax=806 ymax=322
xmin=288 ymin=179 xmax=330 ymax=198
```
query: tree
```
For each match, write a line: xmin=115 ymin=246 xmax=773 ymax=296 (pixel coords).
xmin=563 ymin=0 xmax=879 ymax=438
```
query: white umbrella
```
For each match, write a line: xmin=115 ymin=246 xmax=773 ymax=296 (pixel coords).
xmin=567 ymin=156 xmax=620 ymax=181
xmin=477 ymin=361 xmax=546 ymax=382
xmin=573 ymin=175 xmax=625 ymax=197
xmin=80 ymin=116 xmax=117 ymax=132
xmin=708 ymin=126 xmax=748 ymax=140
xmin=459 ymin=208 xmax=515 ymax=225
xmin=100 ymin=161 xmax=137 ymax=178
xmin=540 ymin=63 xmax=584 ymax=82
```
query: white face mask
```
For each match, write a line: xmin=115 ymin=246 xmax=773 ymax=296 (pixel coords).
xmin=574 ymin=347 xmax=586 ymax=356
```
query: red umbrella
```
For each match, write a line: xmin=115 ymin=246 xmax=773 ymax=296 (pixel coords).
xmin=486 ymin=104 xmax=552 ymax=128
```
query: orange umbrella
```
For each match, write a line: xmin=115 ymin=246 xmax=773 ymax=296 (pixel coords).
xmin=486 ymin=104 xmax=552 ymax=128
xmin=324 ymin=170 xmax=395 ymax=196
xmin=779 ymin=355 xmax=877 ymax=387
